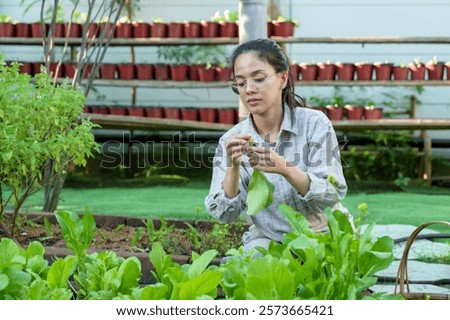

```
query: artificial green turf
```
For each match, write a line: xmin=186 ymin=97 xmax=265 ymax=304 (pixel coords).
xmin=14 ymin=180 xmax=450 ymax=230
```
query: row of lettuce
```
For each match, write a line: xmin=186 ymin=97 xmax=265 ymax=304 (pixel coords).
xmin=0 ymin=205 xmax=397 ymax=300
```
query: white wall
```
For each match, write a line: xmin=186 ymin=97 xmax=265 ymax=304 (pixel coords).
xmin=1 ymin=0 xmax=449 ymax=140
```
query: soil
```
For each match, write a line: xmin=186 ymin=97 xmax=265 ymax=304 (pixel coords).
xmin=3 ymin=213 xmax=248 ymax=257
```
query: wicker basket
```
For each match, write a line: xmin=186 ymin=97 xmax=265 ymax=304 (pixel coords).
xmin=395 ymin=221 xmax=450 ymax=300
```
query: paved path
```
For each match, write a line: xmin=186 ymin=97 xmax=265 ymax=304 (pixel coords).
xmin=363 ymin=224 xmax=450 ymax=296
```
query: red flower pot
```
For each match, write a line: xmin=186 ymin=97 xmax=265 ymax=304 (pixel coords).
xmin=355 ymin=63 xmax=374 ymax=81
xmin=198 ymin=65 xmax=215 ymax=82
xmin=199 ymin=108 xmax=217 ymax=123
xmin=135 ymin=64 xmax=153 ymax=80
xmin=290 ymin=64 xmax=299 ymax=81
xmin=188 ymin=64 xmax=201 ymax=81
xmin=326 ymin=106 xmax=344 ymax=121
xmin=146 ymin=107 xmax=164 ymax=118
xmin=181 ymin=108 xmax=198 ymax=121
xmin=425 ymin=63 xmax=444 ymax=80
xmin=64 ymin=23 xmax=81 ymax=37
xmin=154 ymin=64 xmax=170 ymax=80
xmin=108 ymin=106 xmax=128 ymax=115
xmin=117 ymin=64 xmax=135 ymax=80
xmin=299 ymin=63 xmax=318 ymax=80
xmin=219 ymin=22 xmax=238 ymax=37
xmin=345 ymin=105 xmax=364 ymax=120
xmin=272 ymin=21 xmax=295 ymax=37
xmin=49 ymin=62 xmax=64 ymax=78
xmin=335 ymin=63 xmax=355 ymax=81
xmin=200 ymin=21 xmax=219 ymax=37
xmin=99 ymin=63 xmax=117 ymax=79
xmin=374 ymin=63 xmax=393 ymax=81
xmin=167 ymin=22 xmax=183 ymax=38
xmin=409 ymin=63 xmax=426 ymax=80
xmin=91 ymin=106 xmax=109 ymax=114
xmin=99 ymin=22 xmax=114 ymax=37
xmin=81 ymin=64 xmax=94 ymax=79
xmin=170 ymin=64 xmax=188 ymax=81
xmin=53 ymin=23 xmax=65 ymax=37
xmin=183 ymin=22 xmax=201 ymax=38
xmin=151 ymin=22 xmax=167 ymax=38
xmin=87 ymin=23 xmax=99 ymax=38
xmin=218 ymin=108 xmax=236 ymax=124
xmin=83 ymin=105 xmax=92 ymax=113
xmin=317 ymin=63 xmax=336 ymax=81
xmin=214 ymin=66 xmax=232 ymax=81
xmin=30 ymin=22 xmax=48 ymax=37
xmin=18 ymin=62 xmax=33 ymax=75
xmin=115 ymin=22 xmax=133 ymax=38
xmin=63 ymin=63 xmax=76 ymax=78
xmin=364 ymin=107 xmax=383 ymax=120
xmin=393 ymin=66 xmax=409 ymax=80
xmin=32 ymin=62 xmax=44 ymax=74
xmin=15 ymin=23 xmax=30 ymax=37
xmin=127 ymin=107 xmax=146 ymax=117
xmin=164 ymin=108 xmax=181 ymax=120
xmin=0 ymin=23 xmax=15 ymax=37
xmin=133 ymin=22 xmax=149 ymax=38
xmin=267 ymin=22 xmax=274 ymax=37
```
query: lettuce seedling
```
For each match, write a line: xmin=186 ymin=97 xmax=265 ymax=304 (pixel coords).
xmin=246 ymin=136 xmax=275 ymax=215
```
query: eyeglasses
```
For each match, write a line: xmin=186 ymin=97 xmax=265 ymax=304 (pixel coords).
xmin=231 ymin=72 xmax=278 ymax=95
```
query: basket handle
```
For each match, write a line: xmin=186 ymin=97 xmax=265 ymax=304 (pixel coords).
xmin=395 ymin=221 xmax=450 ymax=296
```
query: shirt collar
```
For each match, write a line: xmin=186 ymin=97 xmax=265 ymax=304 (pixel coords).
xmin=244 ymin=105 xmax=299 ymax=143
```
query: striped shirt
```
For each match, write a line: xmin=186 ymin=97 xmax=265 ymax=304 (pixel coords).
xmin=204 ymin=105 xmax=349 ymax=245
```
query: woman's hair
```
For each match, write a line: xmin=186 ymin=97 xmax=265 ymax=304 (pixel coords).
xmin=228 ymin=38 xmax=305 ymax=110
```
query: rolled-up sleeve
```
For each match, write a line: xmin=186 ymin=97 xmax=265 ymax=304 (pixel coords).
xmin=204 ymin=138 xmax=248 ymax=223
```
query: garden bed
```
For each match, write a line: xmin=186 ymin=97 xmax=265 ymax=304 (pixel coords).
xmin=4 ymin=212 xmax=248 ymax=283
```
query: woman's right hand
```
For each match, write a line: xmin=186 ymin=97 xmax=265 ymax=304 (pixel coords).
xmin=225 ymin=134 xmax=251 ymax=168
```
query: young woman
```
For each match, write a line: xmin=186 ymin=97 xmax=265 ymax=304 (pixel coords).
xmin=204 ymin=38 xmax=350 ymax=253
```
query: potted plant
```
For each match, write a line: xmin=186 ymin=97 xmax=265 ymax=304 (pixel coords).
xmin=115 ymin=16 xmax=133 ymax=38
xmin=326 ymin=104 xmax=344 ymax=121
xmin=364 ymin=104 xmax=383 ymax=119
xmin=0 ymin=15 xmax=15 ymax=37
xmin=99 ymin=63 xmax=117 ymax=79
xmin=393 ymin=61 xmax=409 ymax=80
xmin=117 ymin=63 xmax=135 ymax=80
xmin=409 ymin=57 xmax=426 ymax=80
xmin=145 ymin=107 xmax=164 ymax=118
xmin=335 ymin=62 xmax=355 ymax=81
xmin=290 ymin=60 xmax=299 ymax=81
xmin=127 ymin=106 xmax=146 ymax=117
xmin=168 ymin=21 xmax=184 ymax=38
xmin=344 ymin=104 xmax=364 ymax=120
xmin=108 ymin=106 xmax=128 ymax=115
xmin=192 ymin=45 xmax=227 ymax=82
xmin=374 ymin=61 xmax=393 ymax=81
xmin=164 ymin=107 xmax=181 ymax=120
xmin=271 ymin=15 xmax=299 ymax=37
xmin=157 ymin=46 xmax=192 ymax=81
xmin=317 ymin=60 xmax=336 ymax=81
xmin=211 ymin=10 xmax=238 ymax=37
xmin=200 ymin=18 xmax=219 ymax=38
xmin=181 ymin=108 xmax=198 ymax=121
xmin=355 ymin=61 xmax=374 ymax=81
xmin=425 ymin=56 xmax=445 ymax=80
xmin=183 ymin=20 xmax=201 ymax=38
xmin=150 ymin=17 xmax=167 ymax=38
xmin=15 ymin=22 xmax=30 ymax=37
xmin=218 ymin=108 xmax=236 ymax=124
xmin=135 ymin=63 xmax=153 ymax=80
xmin=132 ymin=19 xmax=150 ymax=38
xmin=299 ymin=62 xmax=318 ymax=81
xmin=199 ymin=107 xmax=217 ymax=122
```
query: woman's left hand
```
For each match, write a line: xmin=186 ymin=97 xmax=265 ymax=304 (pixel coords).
xmin=246 ymin=146 xmax=289 ymax=174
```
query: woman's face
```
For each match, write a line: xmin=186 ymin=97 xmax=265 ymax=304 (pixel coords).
xmin=233 ymin=52 xmax=287 ymax=116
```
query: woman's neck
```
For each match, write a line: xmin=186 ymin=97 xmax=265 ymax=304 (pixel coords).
xmin=252 ymin=105 xmax=284 ymax=143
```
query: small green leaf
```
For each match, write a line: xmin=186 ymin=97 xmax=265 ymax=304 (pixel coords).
xmin=246 ymin=170 xmax=274 ymax=215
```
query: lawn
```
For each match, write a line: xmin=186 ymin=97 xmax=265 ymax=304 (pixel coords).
xmin=14 ymin=179 xmax=450 ymax=231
